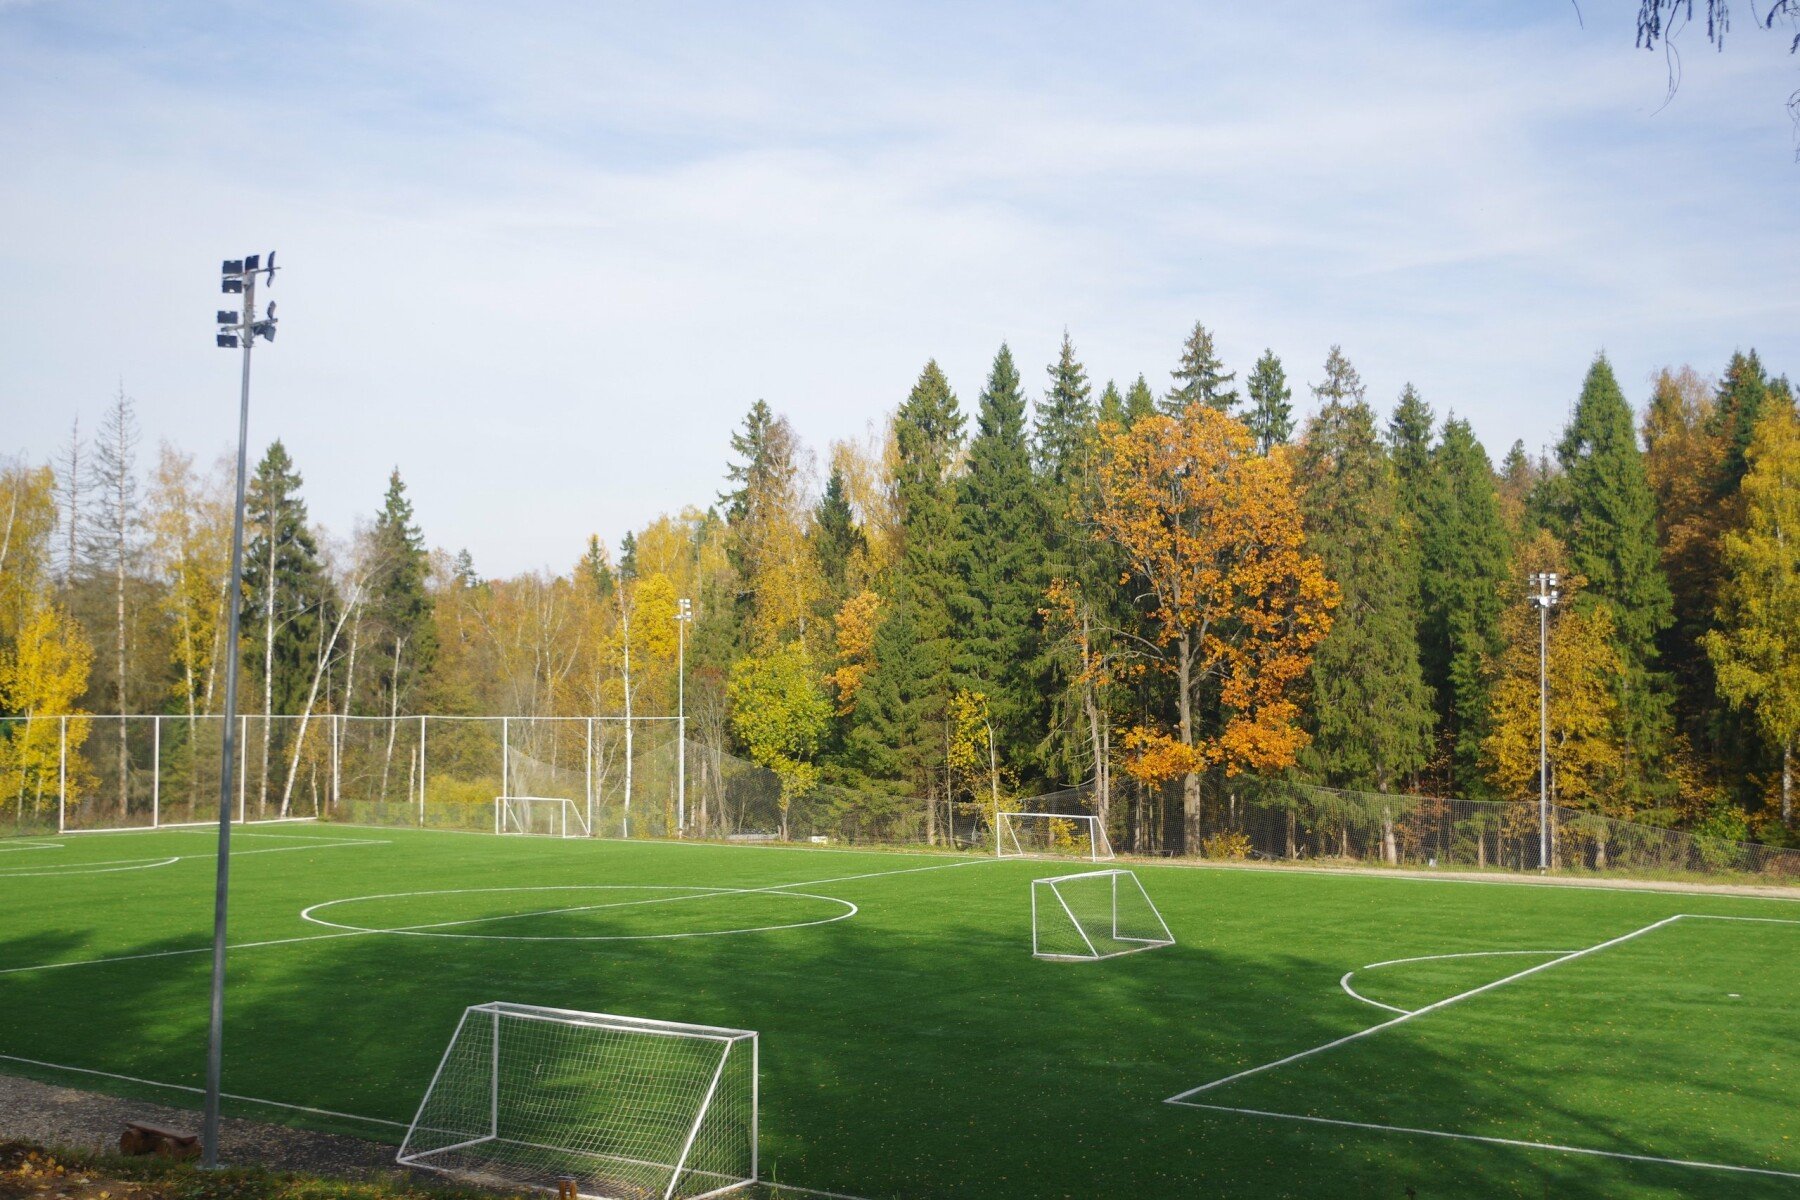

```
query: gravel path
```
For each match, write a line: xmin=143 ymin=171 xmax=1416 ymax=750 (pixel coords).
xmin=0 ymin=1072 xmax=401 ymax=1179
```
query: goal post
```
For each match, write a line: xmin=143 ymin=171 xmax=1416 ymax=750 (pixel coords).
xmin=495 ymin=796 xmax=588 ymax=838
xmin=995 ymin=811 xmax=1112 ymax=860
xmin=1032 ymin=869 xmax=1174 ymax=961
xmin=398 ymin=1002 xmax=758 ymax=1200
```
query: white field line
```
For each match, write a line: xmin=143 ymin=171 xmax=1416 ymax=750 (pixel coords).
xmin=0 ymin=840 xmax=62 ymax=853
xmin=327 ymin=817 xmax=990 ymax=862
xmin=1173 ymin=1103 xmax=1800 ymax=1181
xmin=1338 ymin=949 xmax=1578 ymax=1017
xmin=0 ymin=854 xmax=995 ymax=976
xmin=0 ymin=1051 xmax=408 ymax=1129
xmin=0 ymin=836 xmax=389 ymax=879
xmin=1165 ymin=914 xmax=1687 ymax=1103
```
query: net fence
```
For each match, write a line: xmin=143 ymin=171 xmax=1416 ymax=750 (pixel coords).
xmin=4 ymin=713 xmax=1794 ymax=886
xmin=399 ymin=1003 xmax=755 ymax=1200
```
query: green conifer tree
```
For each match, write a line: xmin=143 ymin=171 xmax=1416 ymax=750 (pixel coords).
xmin=1165 ymin=321 xmax=1238 ymax=413
xmin=1124 ymin=375 xmax=1157 ymax=425
xmin=242 ymin=440 xmax=332 ymax=717
xmin=812 ymin=465 xmax=863 ymax=604
xmin=1555 ymin=354 xmax=1676 ymax=781
xmin=363 ymin=469 xmax=435 ymax=717
xmin=1244 ymin=350 xmax=1294 ymax=452
xmin=1297 ymin=366 xmax=1434 ymax=796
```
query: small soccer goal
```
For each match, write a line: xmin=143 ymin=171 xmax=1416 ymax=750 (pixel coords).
xmin=995 ymin=811 xmax=1113 ymax=860
xmin=495 ymin=795 xmax=588 ymax=838
xmin=1032 ymin=869 xmax=1175 ymax=961
xmin=398 ymin=1002 xmax=758 ymax=1200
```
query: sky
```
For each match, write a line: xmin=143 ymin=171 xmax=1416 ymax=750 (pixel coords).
xmin=3 ymin=1 xmax=1798 ymax=577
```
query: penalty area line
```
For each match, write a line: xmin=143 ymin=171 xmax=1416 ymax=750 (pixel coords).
xmin=1172 ymin=1102 xmax=1800 ymax=1181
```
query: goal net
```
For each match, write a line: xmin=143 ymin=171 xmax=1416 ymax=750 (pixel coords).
xmin=1032 ymin=869 xmax=1174 ymax=961
xmin=495 ymin=796 xmax=588 ymax=838
xmin=398 ymin=1003 xmax=757 ymax=1200
xmin=995 ymin=811 xmax=1112 ymax=860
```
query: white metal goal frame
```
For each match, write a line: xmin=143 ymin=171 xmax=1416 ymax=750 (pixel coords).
xmin=995 ymin=810 xmax=1114 ymax=860
xmin=1031 ymin=868 xmax=1175 ymax=961
xmin=495 ymin=796 xmax=589 ymax=838
xmin=398 ymin=1002 xmax=758 ymax=1200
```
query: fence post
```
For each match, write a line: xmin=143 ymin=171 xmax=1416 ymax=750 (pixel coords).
xmin=502 ymin=717 xmax=509 ymax=798
xmin=58 ymin=715 xmax=67 ymax=833
xmin=238 ymin=714 xmax=247 ymax=824
xmin=152 ymin=716 xmax=161 ymax=829
xmin=585 ymin=717 xmax=594 ymax=838
xmin=418 ymin=715 xmax=427 ymax=827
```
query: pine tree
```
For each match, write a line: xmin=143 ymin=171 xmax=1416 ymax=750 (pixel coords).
xmin=1554 ymin=355 xmax=1675 ymax=780
xmin=957 ymin=344 xmax=1044 ymax=764
xmin=720 ymin=400 xmax=810 ymax=648
xmin=1311 ymin=345 xmax=1366 ymax=409
xmin=1296 ymin=380 xmax=1434 ymax=800
xmin=1097 ymin=381 xmax=1125 ymax=426
xmin=1165 ymin=321 xmax=1238 ymax=413
xmin=1416 ymin=418 xmax=1512 ymax=796
xmin=1244 ymin=350 xmax=1294 ymax=452
xmin=363 ymin=470 xmax=435 ymax=717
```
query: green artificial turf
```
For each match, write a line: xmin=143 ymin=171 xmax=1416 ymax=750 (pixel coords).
xmin=1 ymin=825 xmax=1796 ymax=1199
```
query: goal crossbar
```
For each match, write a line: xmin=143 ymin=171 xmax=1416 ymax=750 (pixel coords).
xmin=399 ymin=1001 xmax=758 ymax=1200
xmin=1031 ymin=868 xmax=1174 ymax=961
xmin=996 ymin=811 xmax=1113 ymax=860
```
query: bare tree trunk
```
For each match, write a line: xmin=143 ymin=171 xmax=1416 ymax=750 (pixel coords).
xmin=1177 ymin=634 xmax=1199 ymax=854
xmin=1783 ymin=741 xmax=1792 ymax=827
xmin=278 ymin=580 xmax=361 ymax=818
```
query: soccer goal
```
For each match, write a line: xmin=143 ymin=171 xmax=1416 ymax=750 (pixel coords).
xmin=495 ymin=796 xmax=588 ymax=838
xmin=995 ymin=811 xmax=1113 ymax=860
xmin=398 ymin=1002 xmax=758 ymax=1200
xmin=1032 ymin=869 xmax=1175 ymax=961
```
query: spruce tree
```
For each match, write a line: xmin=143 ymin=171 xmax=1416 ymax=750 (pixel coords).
xmin=958 ymin=345 xmax=1045 ymax=762
xmin=1097 ymin=380 xmax=1125 ymax=426
xmin=1710 ymin=350 xmax=1773 ymax=497
xmin=364 ymin=469 xmax=435 ymax=716
xmin=1244 ymin=350 xmax=1294 ymax=452
xmin=1386 ymin=383 xmax=1435 ymax=495
xmin=812 ymin=465 xmax=863 ymax=603
xmin=1417 ymin=418 xmax=1512 ymax=796
xmin=850 ymin=361 xmax=966 ymax=793
xmin=1555 ymin=355 xmax=1675 ymax=778
xmin=1034 ymin=332 xmax=1094 ymax=490
xmin=1165 ymin=321 xmax=1238 ymax=412
xmin=1297 ymin=369 xmax=1434 ymax=795
xmin=1124 ymin=375 xmax=1157 ymax=424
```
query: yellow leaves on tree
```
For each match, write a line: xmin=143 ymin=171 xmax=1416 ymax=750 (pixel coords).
xmin=0 ymin=463 xmax=58 ymax=642
xmin=145 ymin=447 xmax=231 ymax=716
xmin=1482 ymin=531 xmax=1630 ymax=815
xmin=825 ymin=590 xmax=882 ymax=714
xmin=728 ymin=642 xmax=831 ymax=838
xmin=0 ymin=602 xmax=95 ymax=814
xmin=1704 ymin=401 xmax=1800 ymax=824
xmin=1091 ymin=404 xmax=1335 ymax=838
xmin=1117 ymin=725 xmax=1199 ymax=786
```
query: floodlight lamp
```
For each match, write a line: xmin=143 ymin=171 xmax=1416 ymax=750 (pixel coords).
xmin=217 ymin=310 xmax=237 ymax=325
xmin=222 ymin=259 xmax=243 ymax=275
xmin=243 ymin=254 xmax=260 ymax=271
xmin=222 ymin=278 xmax=243 ymax=295
xmin=217 ymin=333 xmax=239 ymax=349
xmin=265 ymin=251 xmax=277 ymax=273
xmin=253 ymin=320 xmax=276 ymax=343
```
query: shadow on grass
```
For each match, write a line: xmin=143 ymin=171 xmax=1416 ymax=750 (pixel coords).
xmin=0 ymin=861 xmax=1791 ymax=1200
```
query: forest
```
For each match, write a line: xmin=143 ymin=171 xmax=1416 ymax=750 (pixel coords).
xmin=2 ymin=325 xmax=1796 ymax=855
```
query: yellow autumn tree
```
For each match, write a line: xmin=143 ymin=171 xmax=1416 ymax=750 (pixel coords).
xmin=0 ymin=602 xmax=95 ymax=822
xmin=728 ymin=641 xmax=830 ymax=839
xmin=1482 ymin=531 xmax=1631 ymax=819
xmin=1092 ymin=403 xmax=1336 ymax=850
xmin=825 ymin=590 xmax=882 ymax=714
xmin=145 ymin=446 xmax=231 ymax=718
xmin=1705 ymin=402 xmax=1800 ymax=826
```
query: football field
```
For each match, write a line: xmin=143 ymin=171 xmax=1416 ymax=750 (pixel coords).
xmin=1 ymin=824 xmax=1795 ymax=1198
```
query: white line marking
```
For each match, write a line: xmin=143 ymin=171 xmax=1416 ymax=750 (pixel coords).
xmin=0 ymin=840 xmax=62 ymax=853
xmin=0 ymin=1051 xmax=408 ymax=1129
xmin=1172 ymin=1103 xmax=1800 ymax=1181
xmin=1339 ymin=949 xmax=1576 ymax=1014
xmin=0 ymin=856 xmax=182 ymax=878
xmin=0 ymin=852 xmax=993 ymax=975
xmin=300 ymin=885 xmax=859 ymax=942
xmin=1165 ymin=914 xmax=1686 ymax=1103
xmin=1682 ymin=913 xmax=1800 ymax=925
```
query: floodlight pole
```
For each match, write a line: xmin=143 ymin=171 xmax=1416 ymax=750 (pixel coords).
xmin=204 ymin=254 xmax=277 ymax=1168
xmin=675 ymin=597 xmax=691 ymax=836
xmin=1529 ymin=572 xmax=1560 ymax=873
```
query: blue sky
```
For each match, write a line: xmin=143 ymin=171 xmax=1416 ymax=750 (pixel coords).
xmin=3 ymin=1 xmax=1797 ymax=575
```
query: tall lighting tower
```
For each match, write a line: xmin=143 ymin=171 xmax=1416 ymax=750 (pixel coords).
xmin=675 ymin=597 xmax=692 ymax=835
xmin=204 ymin=253 xmax=279 ymax=1167
xmin=1528 ymin=571 xmax=1560 ymax=872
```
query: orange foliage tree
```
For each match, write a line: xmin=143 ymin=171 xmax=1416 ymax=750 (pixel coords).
xmin=1092 ymin=404 xmax=1336 ymax=849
